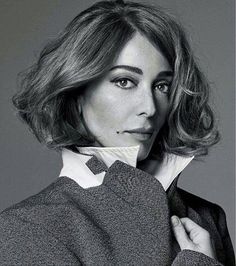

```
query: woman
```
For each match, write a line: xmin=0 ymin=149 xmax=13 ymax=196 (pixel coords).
xmin=0 ymin=0 xmax=234 ymax=265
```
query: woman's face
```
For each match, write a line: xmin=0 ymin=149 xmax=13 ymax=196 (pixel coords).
xmin=80 ymin=32 xmax=173 ymax=161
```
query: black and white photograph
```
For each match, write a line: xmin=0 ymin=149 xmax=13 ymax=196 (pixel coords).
xmin=0 ymin=0 xmax=235 ymax=265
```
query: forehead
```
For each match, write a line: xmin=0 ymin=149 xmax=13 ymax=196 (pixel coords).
xmin=113 ymin=32 xmax=171 ymax=74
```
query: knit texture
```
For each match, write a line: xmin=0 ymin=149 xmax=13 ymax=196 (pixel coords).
xmin=0 ymin=158 xmax=235 ymax=265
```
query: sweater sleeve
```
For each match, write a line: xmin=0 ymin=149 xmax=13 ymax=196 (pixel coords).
xmin=0 ymin=213 xmax=81 ymax=265
xmin=172 ymin=249 xmax=223 ymax=266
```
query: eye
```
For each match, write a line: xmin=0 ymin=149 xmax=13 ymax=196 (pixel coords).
xmin=154 ymin=81 xmax=171 ymax=94
xmin=113 ymin=78 xmax=136 ymax=89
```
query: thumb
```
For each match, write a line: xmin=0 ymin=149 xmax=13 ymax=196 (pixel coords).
xmin=171 ymin=215 xmax=191 ymax=250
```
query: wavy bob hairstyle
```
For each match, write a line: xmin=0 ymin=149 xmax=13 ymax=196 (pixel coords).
xmin=13 ymin=0 xmax=219 ymax=157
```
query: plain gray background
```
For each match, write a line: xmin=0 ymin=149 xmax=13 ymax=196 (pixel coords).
xmin=0 ymin=0 xmax=235 ymax=248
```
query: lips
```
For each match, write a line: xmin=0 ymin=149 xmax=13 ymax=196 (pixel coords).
xmin=125 ymin=127 xmax=154 ymax=134
xmin=124 ymin=127 xmax=154 ymax=141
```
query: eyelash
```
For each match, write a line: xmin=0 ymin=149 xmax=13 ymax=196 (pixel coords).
xmin=112 ymin=77 xmax=137 ymax=89
xmin=153 ymin=81 xmax=171 ymax=94
xmin=112 ymin=77 xmax=171 ymax=94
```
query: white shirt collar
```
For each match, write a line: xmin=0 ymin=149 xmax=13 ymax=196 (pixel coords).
xmin=59 ymin=146 xmax=194 ymax=191
xmin=78 ymin=146 xmax=139 ymax=168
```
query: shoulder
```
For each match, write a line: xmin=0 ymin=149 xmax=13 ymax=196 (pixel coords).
xmin=177 ymin=187 xmax=226 ymax=221
xmin=177 ymin=187 xmax=213 ymax=205
xmin=1 ymin=177 xmax=67 ymax=210
xmin=0 ymin=177 xmax=80 ymax=263
xmin=178 ymin=187 xmax=220 ymax=209
xmin=0 ymin=177 xmax=78 ymax=233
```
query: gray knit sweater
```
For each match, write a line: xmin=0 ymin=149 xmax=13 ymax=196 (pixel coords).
xmin=0 ymin=157 xmax=235 ymax=265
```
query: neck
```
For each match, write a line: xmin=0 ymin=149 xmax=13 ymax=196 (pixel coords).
xmin=137 ymin=155 xmax=164 ymax=176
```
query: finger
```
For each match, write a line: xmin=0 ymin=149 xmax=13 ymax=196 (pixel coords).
xmin=171 ymin=215 xmax=191 ymax=250
xmin=180 ymin=218 xmax=210 ymax=241
xmin=180 ymin=218 xmax=204 ymax=233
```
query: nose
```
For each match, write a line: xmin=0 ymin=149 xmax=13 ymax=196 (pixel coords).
xmin=136 ymin=86 xmax=156 ymax=118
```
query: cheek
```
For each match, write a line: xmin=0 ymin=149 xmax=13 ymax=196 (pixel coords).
xmin=81 ymin=87 xmax=128 ymax=133
xmin=155 ymin=97 xmax=170 ymax=122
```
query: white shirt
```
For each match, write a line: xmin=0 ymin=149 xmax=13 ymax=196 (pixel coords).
xmin=59 ymin=146 xmax=194 ymax=191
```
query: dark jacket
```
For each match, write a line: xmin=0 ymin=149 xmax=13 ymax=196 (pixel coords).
xmin=0 ymin=158 xmax=235 ymax=265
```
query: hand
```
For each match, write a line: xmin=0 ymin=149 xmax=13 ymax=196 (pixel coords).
xmin=171 ymin=215 xmax=216 ymax=259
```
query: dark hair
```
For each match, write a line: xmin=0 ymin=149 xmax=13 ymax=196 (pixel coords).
xmin=12 ymin=0 xmax=219 ymax=157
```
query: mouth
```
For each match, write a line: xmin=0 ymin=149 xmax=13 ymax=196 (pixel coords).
xmin=124 ymin=127 xmax=154 ymax=141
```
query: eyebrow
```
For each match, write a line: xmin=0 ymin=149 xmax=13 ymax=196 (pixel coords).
xmin=109 ymin=65 xmax=173 ymax=78
xmin=110 ymin=65 xmax=143 ymax=75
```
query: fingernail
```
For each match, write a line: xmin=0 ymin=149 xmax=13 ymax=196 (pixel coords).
xmin=171 ymin=216 xmax=179 ymax=226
